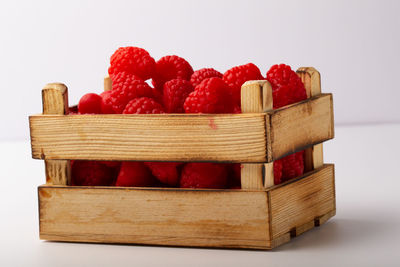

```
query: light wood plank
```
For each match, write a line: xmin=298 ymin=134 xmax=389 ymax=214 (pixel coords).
xmin=267 ymin=94 xmax=334 ymax=160
xmin=269 ymin=164 xmax=335 ymax=239
xmin=45 ymin=160 xmax=71 ymax=185
xmin=240 ymin=80 xmax=273 ymax=188
xmin=297 ymin=67 xmax=324 ymax=171
xmin=42 ymin=83 xmax=69 ymax=115
xmin=41 ymin=83 xmax=70 ymax=185
xmin=241 ymin=164 xmax=264 ymax=189
xmin=264 ymin=162 xmax=274 ymax=188
xmin=104 ymin=75 xmax=112 ymax=91
xmin=241 ymin=80 xmax=273 ymax=113
xmin=30 ymin=114 xmax=267 ymax=162
xmin=38 ymin=187 xmax=271 ymax=249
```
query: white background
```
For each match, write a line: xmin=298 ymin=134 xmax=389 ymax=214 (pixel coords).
xmin=1 ymin=0 xmax=400 ymax=140
xmin=1 ymin=1 xmax=400 ymax=266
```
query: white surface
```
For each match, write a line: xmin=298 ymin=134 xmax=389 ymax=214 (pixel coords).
xmin=1 ymin=0 xmax=400 ymax=141
xmin=1 ymin=123 xmax=400 ymax=266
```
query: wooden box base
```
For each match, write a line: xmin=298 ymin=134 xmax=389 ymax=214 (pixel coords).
xmin=38 ymin=164 xmax=335 ymax=250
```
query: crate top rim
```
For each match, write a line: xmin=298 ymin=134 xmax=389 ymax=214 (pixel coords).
xmin=30 ymin=93 xmax=332 ymax=118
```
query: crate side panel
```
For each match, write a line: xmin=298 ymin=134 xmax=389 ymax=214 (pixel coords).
xmin=269 ymin=164 xmax=335 ymax=239
xmin=30 ymin=114 xmax=267 ymax=163
xmin=268 ymin=94 xmax=333 ymax=160
xmin=38 ymin=187 xmax=271 ymax=249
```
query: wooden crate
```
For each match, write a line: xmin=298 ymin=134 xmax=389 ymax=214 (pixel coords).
xmin=29 ymin=67 xmax=335 ymax=249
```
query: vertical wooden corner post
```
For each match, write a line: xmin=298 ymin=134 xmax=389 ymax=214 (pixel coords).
xmin=240 ymin=80 xmax=274 ymax=189
xmin=104 ymin=75 xmax=112 ymax=91
xmin=296 ymin=67 xmax=324 ymax=172
xmin=42 ymin=83 xmax=71 ymax=185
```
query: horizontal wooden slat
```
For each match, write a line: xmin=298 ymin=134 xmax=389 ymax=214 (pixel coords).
xmin=269 ymin=164 xmax=335 ymax=239
xmin=30 ymin=113 xmax=267 ymax=162
xmin=267 ymin=93 xmax=334 ymax=160
xmin=38 ymin=187 xmax=270 ymax=249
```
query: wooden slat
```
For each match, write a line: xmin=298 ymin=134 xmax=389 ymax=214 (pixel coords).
xmin=38 ymin=187 xmax=271 ymax=249
xmin=45 ymin=160 xmax=70 ymax=185
xmin=241 ymin=164 xmax=264 ymax=189
xmin=297 ymin=67 xmax=324 ymax=171
xmin=264 ymin=162 xmax=274 ymax=188
xmin=267 ymin=94 xmax=334 ymax=161
xmin=268 ymin=164 xmax=335 ymax=239
xmin=30 ymin=113 xmax=267 ymax=162
xmin=240 ymin=80 xmax=273 ymax=188
xmin=104 ymin=75 xmax=112 ymax=91
xmin=41 ymin=83 xmax=70 ymax=185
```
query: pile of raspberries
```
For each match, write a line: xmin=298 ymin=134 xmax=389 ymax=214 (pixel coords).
xmin=71 ymin=46 xmax=307 ymax=188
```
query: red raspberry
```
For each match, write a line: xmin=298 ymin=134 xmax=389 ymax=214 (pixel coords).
xmin=163 ymin=79 xmax=194 ymax=113
xmin=273 ymin=159 xmax=283 ymax=184
xmin=233 ymin=105 xmax=242 ymax=114
xmin=225 ymin=164 xmax=241 ymax=189
xmin=190 ymin=68 xmax=222 ymax=88
xmin=144 ymin=162 xmax=182 ymax=186
xmin=123 ymin=97 xmax=164 ymax=114
xmin=71 ymin=161 xmax=115 ymax=186
xmin=184 ymin=77 xmax=234 ymax=113
xmin=108 ymin=46 xmax=156 ymax=80
xmin=222 ymin=63 xmax=264 ymax=105
xmin=78 ymin=93 xmax=102 ymax=114
xmin=266 ymin=64 xmax=307 ymax=108
xmin=68 ymin=105 xmax=78 ymax=114
xmin=100 ymin=91 xmax=115 ymax=114
xmin=152 ymin=55 xmax=194 ymax=89
xmin=109 ymin=73 xmax=156 ymax=113
xmin=281 ymin=151 xmax=304 ymax=179
xmin=115 ymin=162 xmax=155 ymax=187
xmin=180 ymin=163 xmax=228 ymax=189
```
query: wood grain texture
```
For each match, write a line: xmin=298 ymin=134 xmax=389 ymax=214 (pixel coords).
xmin=297 ymin=67 xmax=324 ymax=172
xmin=268 ymin=164 xmax=335 ymax=239
xmin=104 ymin=75 xmax=112 ymax=91
xmin=30 ymin=113 xmax=267 ymax=162
xmin=264 ymin=162 xmax=274 ymax=188
xmin=241 ymin=80 xmax=273 ymax=113
xmin=38 ymin=187 xmax=271 ymax=249
xmin=45 ymin=160 xmax=70 ymax=185
xmin=41 ymin=83 xmax=70 ymax=185
xmin=241 ymin=164 xmax=264 ymax=190
xmin=267 ymin=94 xmax=334 ymax=160
xmin=240 ymin=80 xmax=273 ymax=187
xmin=41 ymin=83 xmax=69 ymax=115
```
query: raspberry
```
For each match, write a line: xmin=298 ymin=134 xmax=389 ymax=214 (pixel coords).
xmin=68 ymin=105 xmax=78 ymax=114
xmin=71 ymin=161 xmax=115 ymax=186
xmin=123 ymin=97 xmax=164 ymax=114
xmin=225 ymin=163 xmax=242 ymax=189
xmin=273 ymin=159 xmax=283 ymax=184
xmin=233 ymin=105 xmax=242 ymax=114
xmin=78 ymin=93 xmax=102 ymax=114
xmin=222 ymin=63 xmax=264 ymax=105
xmin=152 ymin=55 xmax=194 ymax=89
xmin=281 ymin=151 xmax=304 ymax=179
xmin=100 ymin=91 xmax=115 ymax=114
xmin=266 ymin=64 xmax=307 ymax=108
xmin=108 ymin=46 xmax=156 ymax=80
xmin=115 ymin=162 xmax=155 ymax=187
xmin=180 ymin=163 xmax=228 ymax=189
xmin=190 ymin=68 xmax=222 ymax=88
xmin=109 ymin=73 xmax=156 ymax=113
xmin=184 ymin=77 xmax=234 ymax=113
xmin=163 ymin=79 xmax=194 ymax=113
xmin=144 ymin=162 xmax=182 ymax=186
